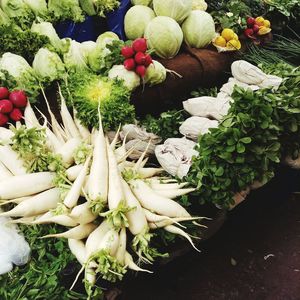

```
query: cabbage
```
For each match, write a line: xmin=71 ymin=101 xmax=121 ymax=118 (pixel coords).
xmin=96 ymin=32 xmax=119 ymax=48
xmin=131 ymin=0 xmax=152 ymax=7
xmin=48 ymin=0 xmax=84 ymax=22
xmin=23 ymin=0 xmax=48 ymax=17
xmin=108 ymin=65 xmax=140 ymax=91
xmin=64 ymin=40 xmax=89 ymax=71
xmin=80 ymin=41 xmax=97 ymax=59
xmin=0 ymin=52 xmax=33 ymax=79
xmin=89 ymin=33 xmax=120 ymax=73
xmin=144 ymin=16 xmax=183 ymax=59
xmin=31 ymin=21 xmax=62 ymax=52
xmin=124 ymin=5 xmax=155 ymax=40
xmin=145 ymin=60 xmax=167 ymax=86
xmin=192 ymin=0 xmax=207 ymax=11
xmin=153 ymin=0 xmax=192 ymax=24
xmin=0 ymin=8 xmax=10 ymax=25
xmin=32 ymin=48 xmax=65 ymax=81
xmin=0 ymin=0 xmax=34 ymax=28
xmin=181 ymin=11 xmax=215 ymax=48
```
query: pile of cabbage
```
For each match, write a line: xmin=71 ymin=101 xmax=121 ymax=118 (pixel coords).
xmin=125 ymin=0 xmax=215 ymax=59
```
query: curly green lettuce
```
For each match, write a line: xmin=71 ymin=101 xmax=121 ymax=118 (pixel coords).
xmin=48 ymin=0 xmax=85 ymax=22
xmin=63 ymin=70 xmax=135 ymax=131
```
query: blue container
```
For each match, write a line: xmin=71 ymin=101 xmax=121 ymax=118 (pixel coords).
xmin=55 ymin=0 xmax=131 ymax=42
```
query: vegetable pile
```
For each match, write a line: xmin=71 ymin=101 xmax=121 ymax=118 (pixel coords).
xmin=0 ymin=0 xmax=299 ymax=298
xmin=0 ymin=93 xmax=202 ymax=298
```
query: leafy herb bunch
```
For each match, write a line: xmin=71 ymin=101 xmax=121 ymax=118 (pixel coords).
xmin=187 ymin=69 xmax=300 ymax=208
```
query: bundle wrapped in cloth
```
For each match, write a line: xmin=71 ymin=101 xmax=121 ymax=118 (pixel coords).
xmin=0 ymin=211 xmax=30 ymax=275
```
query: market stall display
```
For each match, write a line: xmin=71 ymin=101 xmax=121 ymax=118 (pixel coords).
xmin=0 ymin=0 xmax=299 ymax=299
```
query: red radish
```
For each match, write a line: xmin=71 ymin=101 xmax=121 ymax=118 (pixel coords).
xmin=144 ymin=54 xmax=153 ymax=67
xmin=0 ymin=100 xmax=13 ymax=114
xmin=9 ymin=90 xmax=28 ymax=108
xmin=244 ymin=28 xmax=254 ymax=38
xmin=10 ymin=108 xmax=23 ymax=122
xmin=134 ymin=52 xmax=146 ymax=65
xmin=121 ymin=46 xmax=135 ymax=59
xmin=124 ymin=58 xmax=136 ymax=71
xmin=247 ymin=17 xmax=255 ymax=27
xmin=0 ymin=113 xmax=8 ymax=126
xmin=136 ymin=65 xmax=146 ymax=78
xmin=253 ymin=24 xmax=260 ymax=33
xmin=0 ymin=87 xmax=9 ymax=100
xmin=132 ymin=38 xmax=147 ymax=53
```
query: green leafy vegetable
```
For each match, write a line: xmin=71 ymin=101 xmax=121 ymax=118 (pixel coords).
xmin=48 ymin=0 xmax=85 ymax=22
xmin=0 ymin=224 xmax=86 ymax=300
xmin=63 ymin=70 xmax=135 ymax=130
xmin=187 ymin=67 xmax=300 ymax=208
xmin=0 ymin=24 xmax=50 ymax=64
xmin=142 ymin=110 xmax=187 ymax=140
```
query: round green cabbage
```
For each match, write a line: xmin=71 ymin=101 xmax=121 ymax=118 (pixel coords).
xmin=96 ymin=31 xmax=119 ymax=48
xmin=153 ymin=0 xmax=192 ymax=24
xmin=125 ymin=5 xmax=155 ymax=40
xmin=108 ymin=65 xmax=140 ymax=91
xmin=181 ymin=10 xmax=215 ymax=48
xmin=192 ymin=0 xmax=207 ymax=11
xmin=32 ymin=48 xmax=65 ymax=81
xmin=144 ymin=16 xmax=183 ymax=59
xmin=131 ymin=0 xmax=152 ymax=6
xmin=145 ymin=60 xmax=166 ymax=86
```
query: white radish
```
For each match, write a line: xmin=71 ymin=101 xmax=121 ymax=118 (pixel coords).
xmin=66 ymin=164 xmax=84 ymax=181
xmin=32 ymin=214 xmax=78 ymax=227
xmin=87 ymin=111 xmax=108 ymax=205
xmin=129 ymin=179 xmax=190 ymax=218
xmin=58 ymin=85 xmax=81 ymax=139
xmin=164 ymin=225 xmax=201 ymax=253
xmin=124 ymin=252 xmax=153 ymax=273
xmin=0 ymin=196 xmax=31 ymax=206
xmin=40 ymin=86 xmax=66 ymax=143
xmin=0 ymin=161 xmax=12 ymax=181
xmin=36 ymin=108 xmax=63 ymax=152
xmin=9 ymin=215 xmax=41 ymax=224
xmin=95 ymin=228 xmax=119 ymax=257
xmin=0 ymin=188 xmax=60 ymax=217
xmin=149 ymin=182 xmax=189 ymax=190
xmin=138 ymin=168 xmax=164 ymax=178
xmin=69 ymin=202 xmax=97 ymax=224
xmin=0 ymin=127 xmax=14 ymax=143
xmin=148 ymin=217 xmax=201 ymax=229
xmin=57 ymin=138 xmax=81 ymax=167
xmin=24 ymin=101 xmax=40 ymax=129
xmin=116 ymin=227 xmax=126 ymax=264
xmin=106 ymin=138 xmax=124 ymax=210
xmin=151 ymin=188 xmax=195 ymax=199
xmin=64 ymin=156 xmax=91 ymax=209
xmin=122 ymin=179 xmax=147 ymax=235
xmin=42 ymin=223 xmax=97 ymax=239
xmin=68 ymin=239 xmax=86 ymax=265
xmin=85 ymin=220 xmax=113 ymax=257
xmin=0 ymin=145 xmax=27 ymax=175
xmin=73 ymin=109 xmax=90 ymax=141
xmin=0 ymin=172 xmax=55 ymax=200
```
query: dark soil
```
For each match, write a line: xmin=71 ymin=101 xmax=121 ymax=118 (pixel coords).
xmin=117 ymin=166 xmax=300 ymax=300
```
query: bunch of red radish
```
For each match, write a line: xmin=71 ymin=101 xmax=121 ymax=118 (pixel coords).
xmin=121 ymin=38 xmax=153 ymax=78
xmin=0 ymin=87 xmax=28 ymax=126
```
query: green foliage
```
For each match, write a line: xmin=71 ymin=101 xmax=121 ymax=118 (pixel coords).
xmin=264 ymin=0 xmax=300 ymax=17
xmin=0 ymin=224 xmax=86 ymax=300
xmin=63 ymin=70 xmax=135 ymax=131
xmin=190 ymin=86 xmax=218 ymax=98
xmin=141 ymin=110 xmax=187 ymax=140
xmin=0 ymin=24 xmax=50 ymax=63
xmin=187 ymin=70 xmax=300 ymax=208
xmin=93 ymin=0 xmax=120 ymax=17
